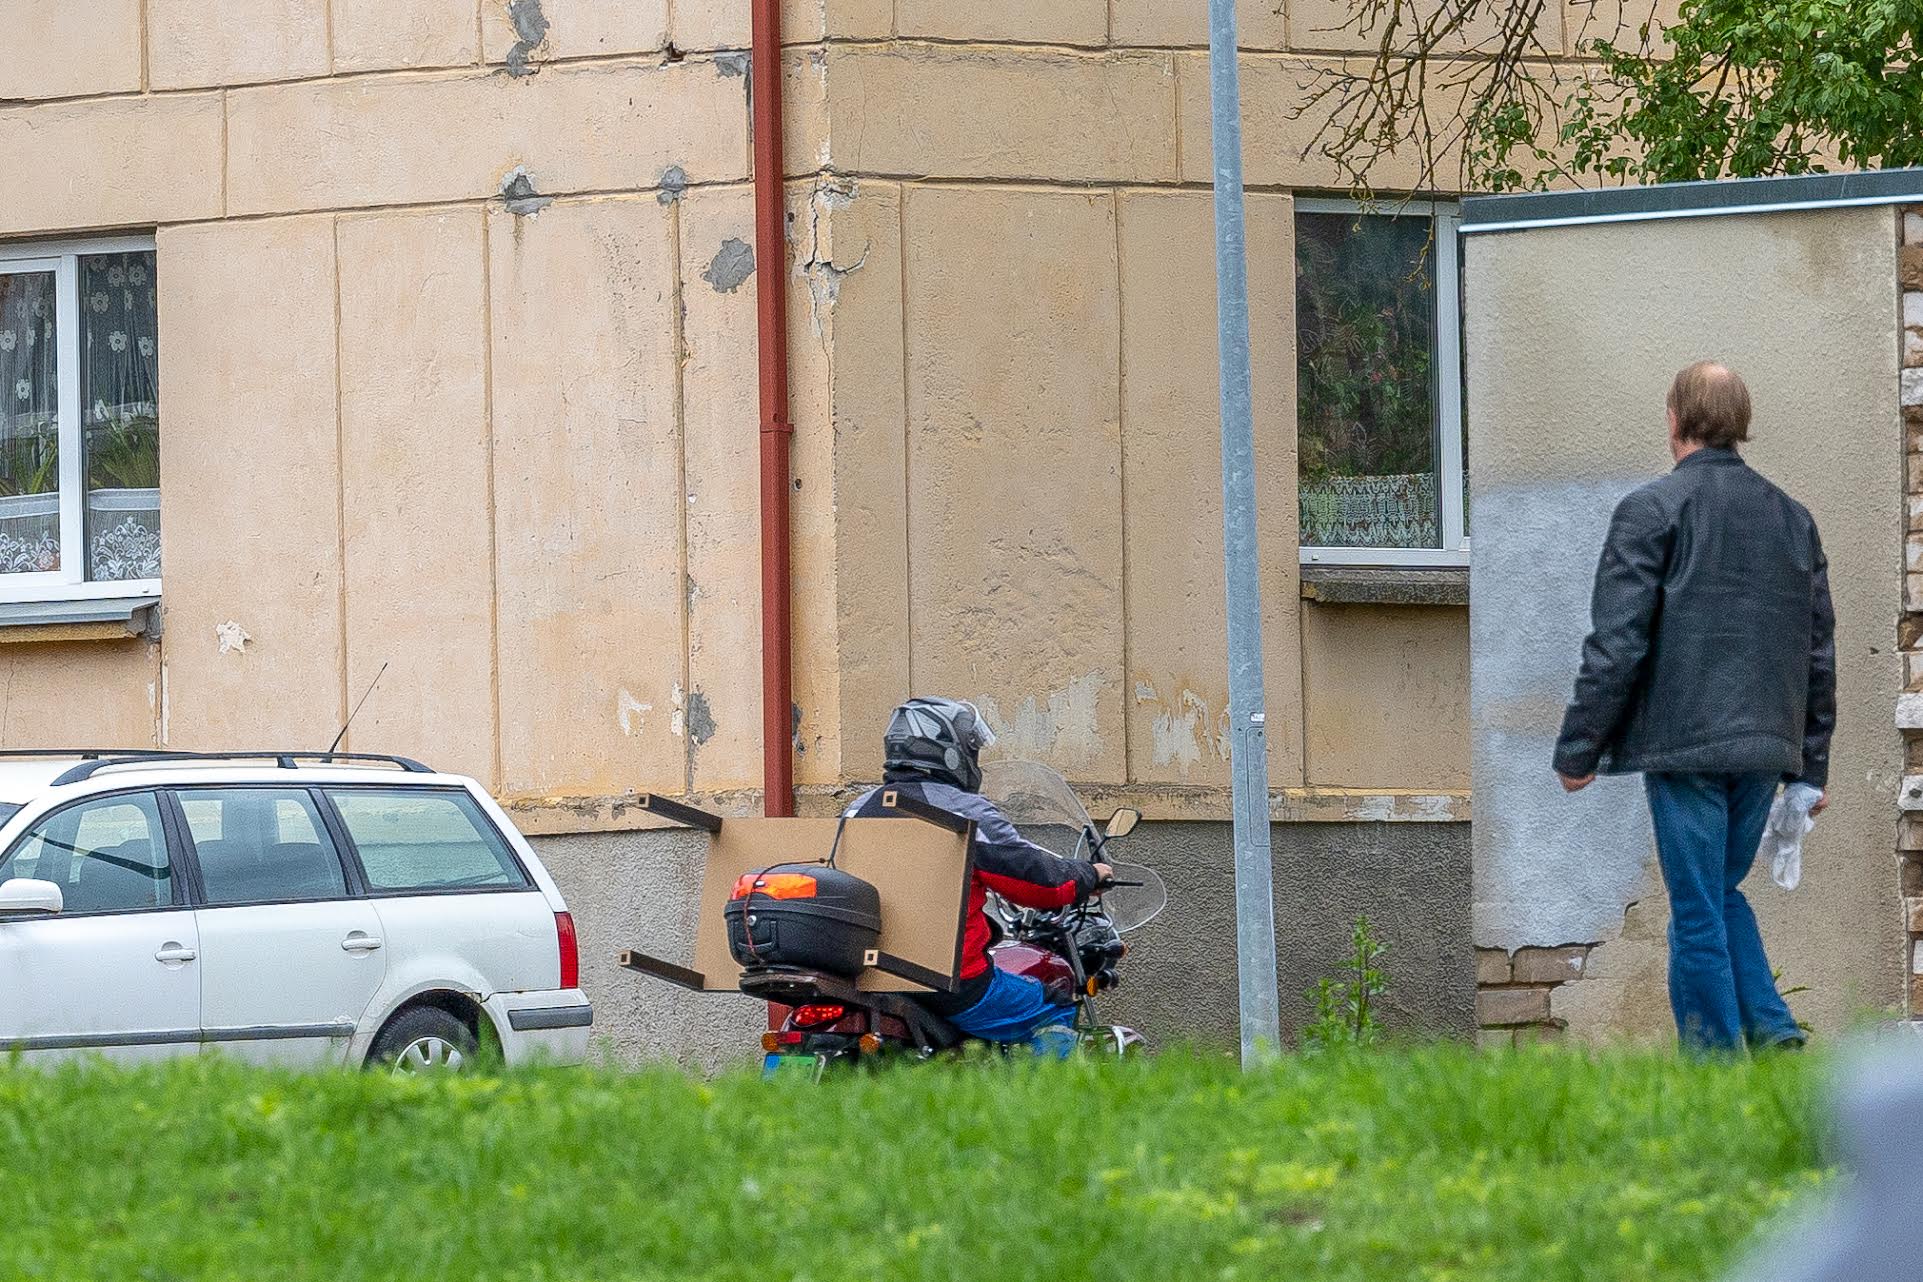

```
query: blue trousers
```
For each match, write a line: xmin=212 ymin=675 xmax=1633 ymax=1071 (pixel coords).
xmin=950 ymin=966 xmax=1076 ymax=1044
xmin=1645 ymin=772 xmax=1802 ymax=1053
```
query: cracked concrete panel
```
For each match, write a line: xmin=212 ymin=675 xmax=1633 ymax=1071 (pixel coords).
xmin=1118 ymin=190 xmax=1303 ymax=788
xmin=333 ymin=0 xmax=479 ymax=73
xmin=147 ymin=0 xmax=328 ymax=89
xmin=1109 ymin=0 xmax=1286 ymax=49
xmin=226 ymin=61 xmax=747 ymax=217
xmin=155 ymin=217 xmax=344 ymax=747
xmin=677 ymin=189 xmax=766 ymax=795
xmin=0 ymin=94 xmax=223 ymax=239
xmin=0 ymin=644 xmax=156 ymax=750
xmin=481 ymin=0 xmax=667 ymax=65
xmin=904 ymin=187 xmax=1126 ymax=779
xmin=1303 ymin=606 xmax=1469 ymax=789
xmin=818 ymin=180 xmax=907 ymax=784
xmin=336 ymin=209 xmax=496 ymax=784
xmin=488 ymin=198 xmax=686 ymax=798
xmin=825 ymin=45 xmax=1177 ymax=184
xmin=0 ymin=0 xmax=142 ymax=100
xmin=896 ymin=0 xmax=1106 ymax=45
xmin=1467 ymin=206 xmax=1902 ymax=1033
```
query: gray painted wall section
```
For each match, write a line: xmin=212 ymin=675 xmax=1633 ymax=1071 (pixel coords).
xmin=536 ymin=818 xmax=1473 ymax=1068
xmin=1465 ymin=206 xmax=1905 ymax=1033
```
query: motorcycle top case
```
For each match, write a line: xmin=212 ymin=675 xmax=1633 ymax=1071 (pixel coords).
xmin=724 ymin=863 xmax=883 ymax=978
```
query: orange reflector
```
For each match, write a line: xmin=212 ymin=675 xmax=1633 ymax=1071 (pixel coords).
xmin=761 ymin=1031 xmax=780 ymax=1053
xmin=858 ymin=1033 xmax=883 ymax=1055
xmin=1086 ymin=978 xmax=1099 ymax=996
xmin=731 ymin=872 xmax=820 ymax=901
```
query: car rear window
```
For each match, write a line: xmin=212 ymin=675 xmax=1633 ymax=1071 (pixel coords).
xmin=326 ymin=789 xmax=528 ymax=893
xmin=0 ymin=802 xmax=20 ymax=826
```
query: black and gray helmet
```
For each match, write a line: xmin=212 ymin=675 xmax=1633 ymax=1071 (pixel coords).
xmin=882 ymin=697 xmax=997 ymax=792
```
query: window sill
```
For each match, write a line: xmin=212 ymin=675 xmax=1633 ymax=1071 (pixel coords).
xmin=1299 ymin=565 xmax=1467 ymax=607
xmin=0 ymin=594 xmax=160 ymax=644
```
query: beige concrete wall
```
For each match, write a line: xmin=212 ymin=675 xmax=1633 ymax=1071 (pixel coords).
xmin=1466 ymin=206 xmax=1905 ymax=1037
xmin=0 ymin=0 xmax=1509 ymax=823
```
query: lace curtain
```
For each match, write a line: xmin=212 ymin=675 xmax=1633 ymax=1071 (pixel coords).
xmin=0 ymin=251 xmax=161 ymax=581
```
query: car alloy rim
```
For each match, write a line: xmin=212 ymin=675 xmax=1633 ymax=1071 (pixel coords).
xmin=394 ymin=1036 xmax=466 ymax=1074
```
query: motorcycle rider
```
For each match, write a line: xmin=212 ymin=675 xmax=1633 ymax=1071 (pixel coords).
xmin=846 ymin=697 xmax=1111 ymax=1044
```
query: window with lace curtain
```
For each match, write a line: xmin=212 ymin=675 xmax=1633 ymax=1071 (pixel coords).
xmin=0 ymin=236 xmax=161 ymax=602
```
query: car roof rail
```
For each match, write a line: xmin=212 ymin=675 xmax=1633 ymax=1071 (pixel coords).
xmin=45 ymin=750 xmax=434 ymax=787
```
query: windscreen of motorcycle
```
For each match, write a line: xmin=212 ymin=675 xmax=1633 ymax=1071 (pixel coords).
xmin=1098 ymin=861 xmax=1167 ymax=935
xmin=978 ymin=759 xmax=1094 ymax=862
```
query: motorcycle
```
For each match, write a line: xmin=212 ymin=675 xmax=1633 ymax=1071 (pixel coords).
xmin=749 ymin=759 xmax=1166 ymax=1076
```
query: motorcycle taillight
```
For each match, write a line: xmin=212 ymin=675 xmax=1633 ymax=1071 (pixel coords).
xmin=792 ymin=1003 xmax=848 ymax=1029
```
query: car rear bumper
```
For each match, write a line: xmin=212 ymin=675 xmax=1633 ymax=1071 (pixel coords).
xmin=486 ymin=990 xmax=592 ymax=1067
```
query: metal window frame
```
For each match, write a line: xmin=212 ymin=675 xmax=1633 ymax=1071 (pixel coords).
xmin=1294 ymin=198 xmax=1468 ymax=569
xmin=0 ymin=234 xmax=161 ymax=605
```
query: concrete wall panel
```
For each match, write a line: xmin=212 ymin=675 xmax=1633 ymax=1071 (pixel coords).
xmin=481 ymin=0 xmax=668 ymax=66
xmin=1109 ymin=0 xmax=1286 ymax=49
xmin=676 ymin=188 xmax=765 ymax=795
xmin=1303 ymin=605 xmax=1470 ymax=789
xmin=895 ymin=0 xmax=1106 ymax=46
xmin=826 ymin=46 xmax=1177 ymax=184
xmin=488 ymin=198 xmax=686 ymax=799
xmin=336 ymin=209 xmax=496 ymax=783
xmin=822 ymin=180 xmax=909 ymax=783
xmin=226 ymin=60 xmax=747 ymax=217
xmin=148 ymin=0 xmax=330 ymax=89
xmin=903 ymin=186 xmax=1126 ymax=778
xmin=0 ymin=0 xmax=143 ymax=100
xmin=0 ymin=94 xmax=224 ymax=238
xmin=155 ymin=216 xmax=345 ymax=747
xmin=1467 ymin=206 xmax=1904 ymax=1034
xmin=333 ymin=0 xmax=481 ymax=73
xmin=1289 ymin=0 xmax=1529 ymax=54
xmin=0 ymin=642 xmax=157 ymax=750
xmin=1117 ymin=190 xmax=1304 ymax=787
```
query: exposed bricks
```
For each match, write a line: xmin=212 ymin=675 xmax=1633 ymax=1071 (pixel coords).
xmin=1896 ymin=207 xmax=1923 ymax=1021
xmin=1475 ymin=944 xmax=1594 ymax=1041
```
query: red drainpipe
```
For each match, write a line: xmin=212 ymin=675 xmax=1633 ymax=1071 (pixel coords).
xmin=750 ymin=0 xmax=795 ymax=818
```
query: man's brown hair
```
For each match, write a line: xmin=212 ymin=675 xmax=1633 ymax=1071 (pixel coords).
xmin=1666 ymin=361 xmax=1751 ymax=448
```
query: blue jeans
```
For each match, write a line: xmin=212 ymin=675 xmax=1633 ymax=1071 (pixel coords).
xmin=1645 ymin=772 xmax=1802 ymax=1053
xmin=949 ymin=966 xmax=1076 ymax=1044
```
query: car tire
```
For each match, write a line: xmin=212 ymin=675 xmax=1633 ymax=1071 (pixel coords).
xmin=367 ymin=1005 xmax=479 ymax=1075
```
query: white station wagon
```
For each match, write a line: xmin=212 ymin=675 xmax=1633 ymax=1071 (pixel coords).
xmin=0 ymin=751 xmax=590 ymax=1071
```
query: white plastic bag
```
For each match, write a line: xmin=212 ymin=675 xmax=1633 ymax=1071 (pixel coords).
xmin=1762 ymin=782 xmax=1823 ymax=891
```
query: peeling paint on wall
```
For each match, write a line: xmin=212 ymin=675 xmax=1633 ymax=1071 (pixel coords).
xmin=503 ymin=0 xmax=549 ymax=77
xmin=798 ymin=175 xmax=867 ymax=341
xmin=657 ymin=165 xmax=688 ymax=205
xmin=616 ymin=689 xmax=650 ymax=737
xmin=702 ymin=239 xmax=755 ymax=293
xmin=978 ymin=674 xmax=1105 ymax=766
xmin=670 ymin=682 xmax=686 ymax=738
xmin=214 ymin=621 xmax=252 ymax=655
xmin=498 ymin=166 xmax=553 ymax=218
xmin=685 ymin=689 xmax=716 ymax=746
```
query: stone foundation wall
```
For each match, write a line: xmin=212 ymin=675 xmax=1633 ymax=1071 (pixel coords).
xmin=1473 ymin=944 xmax=1592 ymax=1046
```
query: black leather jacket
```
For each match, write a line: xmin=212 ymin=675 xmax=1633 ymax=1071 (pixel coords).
xmin=1552 ymin=447 xmax=1836 ymax=787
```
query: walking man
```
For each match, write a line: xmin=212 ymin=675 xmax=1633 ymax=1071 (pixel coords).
xmin=1554 ymin=361 xmax=1835 ymax=1053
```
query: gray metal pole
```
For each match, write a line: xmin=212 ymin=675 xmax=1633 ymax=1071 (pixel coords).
xmin=1205 ymin=0 xmax=1282 ymax=1066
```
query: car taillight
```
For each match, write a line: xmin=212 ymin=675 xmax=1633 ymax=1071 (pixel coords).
xmin=555 ymin=911 xmax=579 ymax=989
xmin=791 ymin=1003 xmax=847 ymax=1029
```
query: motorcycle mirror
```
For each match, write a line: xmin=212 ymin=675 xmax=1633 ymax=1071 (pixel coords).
xmin=1104 ymin=807 xmax=1141 ymax=840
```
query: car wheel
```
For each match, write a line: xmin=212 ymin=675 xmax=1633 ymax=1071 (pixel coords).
xmin=368 ymin=1006 xmax=479 ymax=1075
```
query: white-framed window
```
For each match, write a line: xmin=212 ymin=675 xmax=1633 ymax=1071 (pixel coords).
xmin=0 ymin=235 xmax=161 ymax=603
xmin=1295 ymin=198 xmax=1465 ymax=568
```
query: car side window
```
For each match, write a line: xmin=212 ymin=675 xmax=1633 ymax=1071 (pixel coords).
xmin=0 ymin=792 xmax=172 ymax=914
xmin=176 ymin=788 xmax=349 ymax=906
xmin=327 ymin=790 xmax=528 ymax=893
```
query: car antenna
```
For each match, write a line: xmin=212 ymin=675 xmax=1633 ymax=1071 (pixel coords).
xmin=327 ymin=662 xmax=388 ymax=756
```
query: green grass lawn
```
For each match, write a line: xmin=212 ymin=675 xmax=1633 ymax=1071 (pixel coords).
xmin=0 ymin=1045 xmax=1829 ymax=1281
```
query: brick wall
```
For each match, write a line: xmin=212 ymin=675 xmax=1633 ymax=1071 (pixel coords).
xmin=1474 ymin=944 xmax=1592 ymax=1046
xmin=1898 ymin=206 xmax=1923 ymax=1020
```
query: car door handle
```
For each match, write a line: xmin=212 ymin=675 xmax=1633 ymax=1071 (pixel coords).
xmin=342 ymin=934 xmax=383 ymax=953
xmin=155 ymin=944 xmax=197 ymax=963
